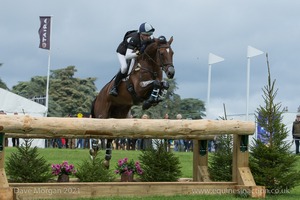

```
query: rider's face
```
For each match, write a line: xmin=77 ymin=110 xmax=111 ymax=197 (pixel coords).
xmin=140 ymin=34 xmax=151 ymax=41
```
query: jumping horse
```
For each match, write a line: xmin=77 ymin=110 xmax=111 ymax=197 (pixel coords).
xmin=90 ymin=36 xmax=175 ymax=167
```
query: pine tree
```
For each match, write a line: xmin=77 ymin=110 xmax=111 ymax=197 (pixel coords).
xmin=6 ymin=139 xmax=52 ymax=182
xmin=209 ymin=134 xmax=233 ymax=181
xmin=250 ymin=54 xmax=300 ymax=195
xmin=75 ymin=153 xmax=115 ymax=182
xmin=138 ymin=140 xmax=182 ymax=181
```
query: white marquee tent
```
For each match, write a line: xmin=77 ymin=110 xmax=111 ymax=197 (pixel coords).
xmin=0 ymin=88 xmax=47 ymax=147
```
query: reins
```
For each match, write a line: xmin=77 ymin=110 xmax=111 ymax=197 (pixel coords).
xmin=141 ymin=43 xmax=173 ymax=76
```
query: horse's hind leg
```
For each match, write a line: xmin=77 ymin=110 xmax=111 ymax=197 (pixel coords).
xmin=104 ymin=139 xmax=113 ymax=168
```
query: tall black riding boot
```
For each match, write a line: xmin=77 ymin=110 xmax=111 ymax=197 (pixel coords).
xmin=109 ymin=71 xmax=124 ymax=96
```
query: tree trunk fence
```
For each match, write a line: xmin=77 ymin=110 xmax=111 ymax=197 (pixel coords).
xmin=0 ymin=115 xmax=265 ymax=199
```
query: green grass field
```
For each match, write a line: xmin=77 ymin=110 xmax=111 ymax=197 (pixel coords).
xmin=4 ymin=147 xmax=300 ymax=199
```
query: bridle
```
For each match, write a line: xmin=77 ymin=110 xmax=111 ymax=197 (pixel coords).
xmin=142 ymin=43 xmax=174 ymax=77
xmin=157 ymin=44 xmax=174 ymax=73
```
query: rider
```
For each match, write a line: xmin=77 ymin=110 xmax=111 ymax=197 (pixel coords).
xmin=109 ymin=22 xmax=155 ymax=96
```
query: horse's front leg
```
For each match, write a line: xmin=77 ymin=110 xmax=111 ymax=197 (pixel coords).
xmin=104 ymin=139 xmax=113 ymax=168
xmin=142 ymin=80 xmax=169 ymax=110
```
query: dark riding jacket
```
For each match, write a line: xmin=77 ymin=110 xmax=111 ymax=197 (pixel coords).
xmin=117 ymin=31 xmax=154 ymax=55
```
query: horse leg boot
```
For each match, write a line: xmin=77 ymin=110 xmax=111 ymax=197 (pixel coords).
xmin=142 ymin=80 xmax=161 ymax=110
xmin=157 ymin=80 xmax=170 ymax=102
xmin=104 ymin=139 xmax=113 ymax=169
xmin=109 ymin=71 xmax=125 ymax=96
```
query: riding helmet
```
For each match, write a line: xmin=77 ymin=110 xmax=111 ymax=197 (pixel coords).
xmin=139 ymin=22 xmax=155 ymax=35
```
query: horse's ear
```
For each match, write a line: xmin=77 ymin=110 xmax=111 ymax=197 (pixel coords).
xmin=168 ymin=36 xmax=173 ymax=45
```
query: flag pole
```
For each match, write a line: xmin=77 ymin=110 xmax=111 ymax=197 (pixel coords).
xmin=246 ymin=46 xmax=264 ymax=121
xmin=45 ymin=15 xmax=53 ymax=117
xmin=246 ymin=57 xmax=251 ymax=121
xmin=206 ymin=63 xmax=212 ymax=118
xmin=45 ymin=49 xmax=50 ymax=116
xmin=207 ymin=53 xmax=224 ymax=119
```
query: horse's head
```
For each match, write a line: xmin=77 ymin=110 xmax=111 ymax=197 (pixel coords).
xmin=156 ymin=36 xmax=175 ymax=79
xmin=142 ymin=36 xmax=175 ymax=79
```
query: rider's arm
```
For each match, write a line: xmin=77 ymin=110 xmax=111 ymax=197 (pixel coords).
xmin=125 ymin=48 xmax=138 ymax=60
xmin=125 ymin=35 xmax=140 ymax=59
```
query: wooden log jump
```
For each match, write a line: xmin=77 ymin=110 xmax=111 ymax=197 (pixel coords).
xmin=1 ymin=115 xmax=254 ymax=139
xmin=0 ymin=115 xmax=265 ymax=199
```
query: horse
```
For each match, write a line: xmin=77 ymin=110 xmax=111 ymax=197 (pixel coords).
xmin=90 ymin=35 xmax=175 ymax=167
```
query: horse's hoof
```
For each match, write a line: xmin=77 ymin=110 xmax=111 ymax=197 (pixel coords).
xmin=142 ymin=102 xmax=151 ymax=110
xmin=103 ymin=160 xmax=110 ymax=169
xmin=89 ymin=149 xmax=94 ymax=156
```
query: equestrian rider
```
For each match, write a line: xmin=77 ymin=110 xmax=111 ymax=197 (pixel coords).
xmin=109 ymin=22 xmax=155 ymax=96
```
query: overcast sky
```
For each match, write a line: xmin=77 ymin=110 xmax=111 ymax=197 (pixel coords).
xmin=1 ymin=0 xmax=300 ymax=119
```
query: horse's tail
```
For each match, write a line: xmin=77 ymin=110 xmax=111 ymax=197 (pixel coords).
xmin=90 ymin=97 xmax=96 ymax=118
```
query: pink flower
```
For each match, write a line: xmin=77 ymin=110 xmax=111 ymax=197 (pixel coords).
xmin=115 ymin=157 xmax=143 ymax=176
xmin=51 ymin=161 xmax=76 ymax=176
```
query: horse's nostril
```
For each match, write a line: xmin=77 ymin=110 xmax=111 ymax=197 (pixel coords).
xmin=168 ymin=72 xmax=174 ymax=79
xmin=167 ymin=67 xmax=175 ymax=79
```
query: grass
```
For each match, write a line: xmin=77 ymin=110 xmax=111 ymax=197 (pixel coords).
xmin=4 ymin=147 xmax=300 ymax=199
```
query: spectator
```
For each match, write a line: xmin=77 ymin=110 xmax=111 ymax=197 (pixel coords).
xmin=292 ymin=114 xmax=300 ymax=154
xmin=174 ymin=114 xmax=184 ymax=152
xmin=137 ymin=114 xmax=152 ymax=150
xmin=11 ymin=112 xmax=20 ymax=147
xmin=76 ymin=112 xmax=85 ymax=148
xmin=164 ymin=113 xmax=172 ymax=152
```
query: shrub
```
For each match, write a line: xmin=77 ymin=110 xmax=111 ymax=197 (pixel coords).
xmin=75 ymin=154 xmax=115 ymax=182
xmin=209 ymin=134 xmax=233 ymax=181
xmin=6 ymin=139 xmax=52 ymax=182
xmin=138 ymin=140 xmax=182 ymax=181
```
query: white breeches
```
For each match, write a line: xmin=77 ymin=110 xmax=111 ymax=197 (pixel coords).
xmin=117 ymin=53 xmax=136 ymax=75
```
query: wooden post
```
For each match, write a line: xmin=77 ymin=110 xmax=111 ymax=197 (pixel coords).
xmin=193 ymin=139 xmax=211 ymax=182
xmin=232 ymin=135 xmax=266 ymax=198
xmin=0 ymin=133 xmax=13 ymax=200
xmin=232 ymin=134 xmax=256 ymax=186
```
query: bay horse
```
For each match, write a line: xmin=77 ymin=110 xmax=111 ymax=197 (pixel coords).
xmin=90 ymin=36 xmax=175 ymax=167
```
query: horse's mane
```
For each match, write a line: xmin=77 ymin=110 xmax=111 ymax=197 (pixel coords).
xmin=143 ymin=41 xmax=158 ymax=55
xmin=143 ymin=36 xmax=169 ymax=56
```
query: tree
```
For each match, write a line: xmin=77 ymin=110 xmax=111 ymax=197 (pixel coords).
xmin=49 ymin=66 xmax=97 ymax=116
xmin=12 ymin=76 xmax=46 ymax=98
xmin=179 ymin=98 xmax=205 ymax=119
xmin=12 ymin=66 xmax=97 ymax=117
xmin=138 ymin=140 xmax=182 ymax=181
xmin=0 ymin=64 xmax=9 ymax=90
xmin=249 ymin=54 xmax=300 ymax=195
xmin=6 ymin=139 xmax=52 ymax=182
xmin=209 ymin=133 xmax=233 ymax=181
xmin=0 ymin=78 xmax=8 ymax=90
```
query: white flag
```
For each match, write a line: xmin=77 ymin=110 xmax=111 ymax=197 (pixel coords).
xmin=247 ymin=46 xmax=264 ymax=58
xmin=208 ymin=53 xmax=224 ymax=65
